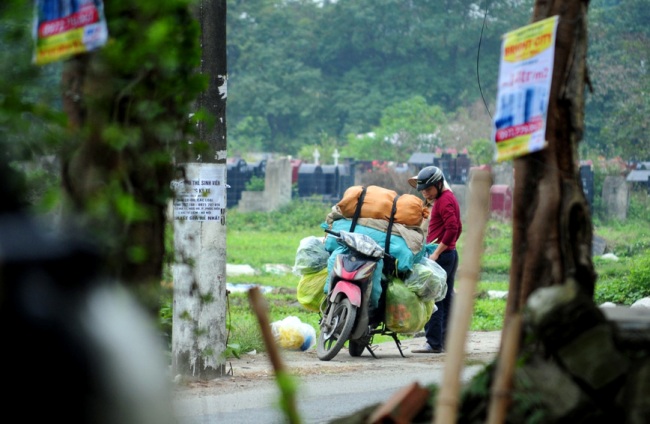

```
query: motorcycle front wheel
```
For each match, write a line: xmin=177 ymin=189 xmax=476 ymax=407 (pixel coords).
xmin=317 ymin=298 xmax=356 ymax=361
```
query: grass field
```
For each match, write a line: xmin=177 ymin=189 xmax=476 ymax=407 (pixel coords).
xmin=162 ymin=195 xmax=650 ymax=356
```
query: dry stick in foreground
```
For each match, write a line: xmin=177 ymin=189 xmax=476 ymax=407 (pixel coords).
xmin=248 ymin=286 xmax=301 ymax=424
xmin=486 ymin=312 xmax=522 ymax=424
xmin=433 ymin=169 xmax=492 ymax=424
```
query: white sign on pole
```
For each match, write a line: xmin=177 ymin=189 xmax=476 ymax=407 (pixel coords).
xmin=171 ymin=164 xmax=226 ymax=222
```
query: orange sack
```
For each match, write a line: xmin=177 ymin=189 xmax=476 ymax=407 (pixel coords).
xmin=337 ymin=185 xmax=429 ymax=227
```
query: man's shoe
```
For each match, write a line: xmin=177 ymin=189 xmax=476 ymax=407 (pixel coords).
xmin=412 ymin=343 xmax=443 ymax=354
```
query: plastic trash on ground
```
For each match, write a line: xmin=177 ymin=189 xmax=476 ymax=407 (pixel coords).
xmin=271 ymin=316 xmax=316 ymax=351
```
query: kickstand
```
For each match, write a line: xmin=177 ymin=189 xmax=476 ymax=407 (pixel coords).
xmin=366 ymin=343 xmax=379 ymax=359
xmin=392 ymin=333 xmax=406 ymax=358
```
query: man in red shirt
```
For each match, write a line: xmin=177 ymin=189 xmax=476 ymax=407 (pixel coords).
xmin=408 ymin=166 xmax=462 ymax=353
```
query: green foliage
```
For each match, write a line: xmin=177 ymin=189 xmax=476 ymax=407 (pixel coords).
xmin=1 ymin=2 xmax=67 ymax=206
xmin=226 ymin=199 xmax=331 ymax=268
xmin=472 ymin=298 xmax=506 ymax=331
xmin=481 ymin=253 xmax=512 ymax=275
xmin=585 ymin=0 xmax=650 ymax=159
xmin=226 ymin=0 xmax=532 ymax=156
xmin=297 ymin=137 xmax=341 ymax=164
xmin=2 ymin=0 xmax=207 ymax=293
xmin=227 ymin=230 xmax=313 ymax=267
xmin=227 ymin=313 xmax=264 ymax=353
xmin=467 ymin=138 xmax=495 ymax=166
xmin=594 ymin=216 xmax=650 ymax=257
xmin=159 ymin=287 xmax=174 ymax=349
xmin=158 ymin=196 xmax=650 ymax=356
xmin=224 ymin=0 xmax=649 ymax=161
xmin=355 ymin=166 xmax=415 ymax=195
xmin=478 ymin=220 xmax=513 ymax=275
xmin=244 ymin=175 xmax=265 ymax=191
xmin=229 ymin=116 xmax=270 ymax=156
xmin=224 ymin=290 xmax=321 ymax=354
xmin=343 ymin=96 xmax=447 ymax=163
xmin=627 ymin=190 xmax=650 ymax=221
xmin=628 ymin=254 xmax=650 ymax=298
xmin=228 ymin=198 xmax=332 ymax=232
xmin=595 ymin=253 xmax=650 ymax=305
xmin=223 ymin=343 xmax=242 ymax=360
xmin=275 ymin=370 xmax=301 ymax=423
xmin=592 ymin=214 xmax=650 ymax=305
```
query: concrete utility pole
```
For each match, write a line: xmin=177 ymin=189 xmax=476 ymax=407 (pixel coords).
xmin=172 ymin=0 xmax=229 ymax=379
xmin=506 ymin=0 xmax=596 ymax=319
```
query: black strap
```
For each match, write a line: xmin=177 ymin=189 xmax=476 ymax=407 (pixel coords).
xmin=349 ymin=186 xmax=367 ymax=233
xmin=384 ymin=194 xmax=400 ymax=255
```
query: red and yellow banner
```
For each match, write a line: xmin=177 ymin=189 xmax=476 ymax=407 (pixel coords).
xmin=33 ymin=0 xmax=108 ymax=65
xmin=492 ymin=16 xmax=559 ymax=162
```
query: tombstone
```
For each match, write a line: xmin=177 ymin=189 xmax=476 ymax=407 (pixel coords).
xmin=263 ymin=157 xmax=292 ymax=209
xmin=489 ymin=185 xmax=513 ymax=219
xmin=438 ymin=153 xmax=453 ymax=183
xmin=602 ymin=176 xmax=629 ymax=221
xmin=336 ymin=164 xmax=353 ymax=201
xmin=226 ymin=158 xmax=251 ymax=207
xmin=626 ymin=169 xmax=650 ymax=194
xmin=447 ymin=155 xmax=458 ymax=183
xmin=451 ymin=184 xmax=467 ymax=219
xmin=238 ymin=157 xmax=292 ymax=212
xmin=580 ymin=164 xmax=594 ymax=210
xmin=321 ymin=165 xmax=340 ymax=200
xmin=249 ymin=159 xmax=267 ymax=178
xmin=592 ymin=235 xmax=608 ymax=256
xmin=313 ymin=148 xmax=320 ymax=166
xmin=464 ymin=168 xmax=493 ymax=221
xmin=492 ymin=162 xmax=514 ymax=187
xmin=297 ymin=164 xmax=323 ymax=197
xmin=455 ymin=154 xmax=471 ymax=184
xmin=290 ymin=158 xmax=302 ymax=185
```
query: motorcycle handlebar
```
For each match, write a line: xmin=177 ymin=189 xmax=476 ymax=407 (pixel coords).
xmin=324 ymin=229 xmax=340 ymax=237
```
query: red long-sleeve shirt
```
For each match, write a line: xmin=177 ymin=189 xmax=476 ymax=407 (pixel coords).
xmin=426 ymin=190 xmax=462 ymax=249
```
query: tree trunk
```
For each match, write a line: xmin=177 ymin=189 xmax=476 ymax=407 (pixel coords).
xmin=171 ymin=0 xmax=229 ymax=380
xmin=58 ymin=3 xmax=202 ymax=316
xmin=506 ymin=0 xmax=597 ymax=318
xmin=61 ymin=51 xmax=169 ymax=297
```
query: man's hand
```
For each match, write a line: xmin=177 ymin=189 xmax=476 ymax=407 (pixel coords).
xmin=430 ymin=242 xmax=448 ymax=262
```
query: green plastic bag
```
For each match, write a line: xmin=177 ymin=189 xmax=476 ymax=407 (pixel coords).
xmin=404 ymin=257 xmax=448 ymax=302
xmin=385 ymin=278 xmax=431 ymax=333
xmin=296 ymin=268 xmax=328 ymax=312
xmin=292 ymin=236 xmax=329 ymax=276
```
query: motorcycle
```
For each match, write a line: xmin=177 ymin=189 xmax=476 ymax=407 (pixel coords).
xmin=316 ymin=229 xmax=406 ymax=361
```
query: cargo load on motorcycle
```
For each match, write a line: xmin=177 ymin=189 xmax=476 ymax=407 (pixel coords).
xmin=293 ymin=185 xmax=448 ymax=360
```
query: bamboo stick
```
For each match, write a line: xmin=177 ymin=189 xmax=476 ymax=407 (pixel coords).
xmin=248 ymin=286 xmax=301 ymax=424
xmin=433 ymin=169 xmax=492 ymax=424
xmin=486 ymin=313 xmax=522 ymax=424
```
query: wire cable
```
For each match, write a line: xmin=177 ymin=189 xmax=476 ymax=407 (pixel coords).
xmin=477 ymin=0 xmax=493 ymax=120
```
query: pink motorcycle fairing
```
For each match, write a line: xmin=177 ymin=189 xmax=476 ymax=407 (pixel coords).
xmin=329 ymin=281 xmax=361 ymax=306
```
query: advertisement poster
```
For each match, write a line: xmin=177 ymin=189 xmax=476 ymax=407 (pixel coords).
xmin=171 ymin=164 xmax=227 ymax=223
xmin=33 ymin=0 xmax=108 ymax=65
xmin=492 ymin=16 xmax=559 ymax=162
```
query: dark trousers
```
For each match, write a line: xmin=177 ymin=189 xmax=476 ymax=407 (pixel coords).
xmin=424 ymin=249 xmax=458 ymax=350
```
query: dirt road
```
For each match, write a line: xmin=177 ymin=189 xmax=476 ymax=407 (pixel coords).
xmin=174 ymin=331 xmax=501 ymax=397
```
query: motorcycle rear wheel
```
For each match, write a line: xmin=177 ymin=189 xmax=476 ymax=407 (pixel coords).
xmin=317 ymin=298 xmax=356 ymax=361
xmin=348 ymin=339 xmax=366 ymax=357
